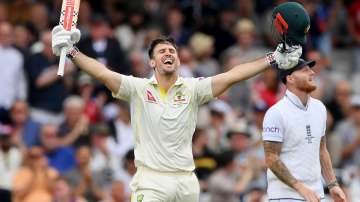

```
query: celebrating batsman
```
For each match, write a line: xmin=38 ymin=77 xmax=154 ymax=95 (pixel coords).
xmin=52 ymin=11 xmax=301 ymax=202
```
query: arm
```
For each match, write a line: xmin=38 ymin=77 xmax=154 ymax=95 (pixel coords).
xmin=211 ymin=57 xmax=269 ymax=97
xmin=263 ymin=141 xmax=298 ymax=188
xmin=319 ymin=136 xmax=337 ymax=184
xmin=72 ymin=51 xmax=122 ymax=94
xmin=340 ymin=131 xmax=360 ymax=160
xmin=320 ymin=136 xmax=347 ymax=202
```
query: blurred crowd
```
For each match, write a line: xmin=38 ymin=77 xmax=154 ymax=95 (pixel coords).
xmin=0 ymin=0 xmax=360 ymax=202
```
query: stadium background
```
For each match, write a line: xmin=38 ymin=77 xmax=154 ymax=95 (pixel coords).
xmin=0 ymin=0 xmax=360 ymax=201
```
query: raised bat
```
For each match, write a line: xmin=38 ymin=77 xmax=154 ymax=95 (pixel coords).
xmin=57 ymin=0 xmax=80 ymax=76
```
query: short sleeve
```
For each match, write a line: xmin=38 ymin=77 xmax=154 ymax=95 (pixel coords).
xmin=112 ymin=75 xmax=136 ymax=101
xmin=194 ymin=77 xmax=214 ymax=105
xmin=262 ymin=107 xmax=284 ymax=142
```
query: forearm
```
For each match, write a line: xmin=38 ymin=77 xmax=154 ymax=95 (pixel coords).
xmin=72 ymin=52 xmax=121 ymax=93
xmin=264 ymin=141 xmax=298 ymax=189
xmin=212 ymin=57 xmax=269 ymax=97
xmin=36 ymin=66 xmax=60 ymax=88
xmin=268 ymin=158 xmax=299 ymax=189
xmin=320 ymin=138 xmax=337 ymax=184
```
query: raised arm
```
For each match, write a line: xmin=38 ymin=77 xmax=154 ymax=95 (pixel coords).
xmin=71 ymin=51 xmax=122 ymax=93
xmin=51 ymin=25 xmax=122 ymax=94
xmin=211 ymin=44 xmax=302 ymax=97
xmin=212 ymin=57 xmax=268 ymax=97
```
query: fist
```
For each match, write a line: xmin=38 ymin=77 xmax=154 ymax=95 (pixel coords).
xmin=51 ymin=25 xmax=81 ymax=56
xmin=273 ymin=43 xmax=302 ymax=70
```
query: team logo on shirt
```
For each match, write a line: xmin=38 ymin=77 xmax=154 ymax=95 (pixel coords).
xmin=146 ymin=90 xmax=157 ymax=103
xmin=305 ymin=125 xmax=314 ymax=144
xmin=173 ymin=91 xmax=187 ymax=103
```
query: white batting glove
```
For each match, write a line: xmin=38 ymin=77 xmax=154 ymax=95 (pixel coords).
xmin=51 ymin=25 xmax=81 ymax=56
xmin=272 ymin=43 xmax=302 ymax=70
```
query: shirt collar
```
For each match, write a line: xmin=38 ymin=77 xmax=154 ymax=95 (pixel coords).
xmin=149 ymin=75 xmax=184 ymax=86
xmin=285 ymin=89 xmax=310 ymax=111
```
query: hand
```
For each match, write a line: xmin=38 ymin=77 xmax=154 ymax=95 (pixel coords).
xmin=51 ymin=25 xmax=81 ymax=56
xmin=293 ymin=182 xmax=320 ymax=202
xmin=273 ymin=43 xmax=302 ymax=70
xmin=329 ymin=186 xmax=347 ymax=202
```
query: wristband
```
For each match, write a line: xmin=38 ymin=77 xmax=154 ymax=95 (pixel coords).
xmin=265 ymin=52 xmax=278 ymax=69
xmin=66 ymin=46 xmax=79 ymax=60
xmin=327 ymin=180 xmax=339 ymax=190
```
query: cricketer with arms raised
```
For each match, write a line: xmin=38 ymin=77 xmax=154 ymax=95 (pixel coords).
xmin=52 ymin=7 xmax=302 ymax=202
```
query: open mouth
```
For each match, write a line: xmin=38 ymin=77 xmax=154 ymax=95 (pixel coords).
xmin=161 ymin=56 xmax=175 ymax=65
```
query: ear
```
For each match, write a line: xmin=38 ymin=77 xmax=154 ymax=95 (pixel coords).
xmin=149 ymin=59 xmax=156 ymax=69
xmin=286 ymin=74 xmax=294 ymax=84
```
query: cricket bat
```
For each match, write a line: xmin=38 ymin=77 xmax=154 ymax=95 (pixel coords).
xmin=57 ymin=0 xmax=80 ymax=76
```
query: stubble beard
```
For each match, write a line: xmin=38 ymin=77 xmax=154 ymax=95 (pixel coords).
xmin=297 ymin=79 xmax=317 ymax=93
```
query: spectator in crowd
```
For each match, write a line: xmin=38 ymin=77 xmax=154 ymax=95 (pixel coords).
xmin=326 ymin=80 xmax=352 ymax=129
xmin=107 ymin=101 xmax=134 ymax=159
xmin=192 ymin=127 xmax=217 ymax=193
xmin=189 ymin=32 xmax=220 ymax=77
xmin=165 ymin=5 xmax=191 ymax=46
xmin=89 ymin=123 xmax=121 ymax=189
xmin=223 ymin=18 xmax=268 ymax=65
xmin=78 ymin=14 xmax=129 ymax=75
xmin=128 ymin=50 xmax=151 ymax=78
xmin=0 ymin=21 xmax=26 ymax=124
xmin=335 ymin=95 xmax=360 ymax=168
xmin=52 ymin=177 xmax=87 ymax=202
xmin=29 ymin=3 xmax=50 ymax=35
xmin=114 ymin=149 xmax=135 ymax=202
xmin=13 ymin=146 xmax=58 ymax=202
xmin=0 ymin=124 xmax=22 ymax=202
xmin=58 ymin=96 xmax=90 ymax=147
xmin=26 ymin=30 xmax=75 ymax=124
xmin=64 ymin=145 xmax=105 ymax=202
xmin=10 ymin=100 xmax=41 ymax=148
xmin=77 ymin=73 xmax=103 ymax=124
xmin=251 ymin=67 xmax=285 ymax=109
xmin=178 ymin=46 xmax=196 ymax=77
xmin=208 ymin=150 xmax=254 ymax=202
xmin=206 ymin=100 xmax=232 ymax=153
xmin=40 ymin=123 xmax=76 ymax=174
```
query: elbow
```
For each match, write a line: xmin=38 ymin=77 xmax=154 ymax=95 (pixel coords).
xmin=265 ymin=155 xmax=278 ymax=169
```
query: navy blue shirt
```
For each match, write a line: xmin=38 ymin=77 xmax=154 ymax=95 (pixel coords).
xmin=26 ymin=53 xmax=69 ymax=113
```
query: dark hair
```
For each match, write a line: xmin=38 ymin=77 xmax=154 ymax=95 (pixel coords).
xmin=148 ymin=36 xmax=177 ymax=58
xmin=216 ymin=150 xmax=235 ymax=168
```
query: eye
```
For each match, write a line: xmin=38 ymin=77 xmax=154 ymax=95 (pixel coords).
xmin=169 ymin=49 xmax=175 ymax=54
xmin=159 ymin=49 xmax=165 ymax=54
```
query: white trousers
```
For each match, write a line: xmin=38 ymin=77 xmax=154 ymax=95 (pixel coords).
xmin=130 ymin=166 xmax=200 ymax=202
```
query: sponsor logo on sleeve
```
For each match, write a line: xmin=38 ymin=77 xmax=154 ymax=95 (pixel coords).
xmin=263 ymin=126 xmax=280 ymax=133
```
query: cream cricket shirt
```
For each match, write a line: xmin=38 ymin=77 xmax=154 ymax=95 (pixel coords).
xmin=262 ymin=90 xmax=327 ymax=200
xmin=113 ymin=75 xmax=213 ymax=172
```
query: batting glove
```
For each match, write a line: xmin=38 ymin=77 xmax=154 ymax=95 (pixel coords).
xmin=51 ymin=25 xmax=81 ymax=56
xmin=268 ymin=43 xmax=302 ymax=70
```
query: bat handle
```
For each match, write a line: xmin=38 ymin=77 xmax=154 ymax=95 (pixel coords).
xmin=57 ymin=47 xmax=67 ymax=76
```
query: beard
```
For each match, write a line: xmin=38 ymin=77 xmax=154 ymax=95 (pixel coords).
xmin=297 ymin=79 xmax=317 ymax=93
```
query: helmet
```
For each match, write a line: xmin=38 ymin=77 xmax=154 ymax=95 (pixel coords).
xmin=272 ymin=2 xmax=310 ymax=45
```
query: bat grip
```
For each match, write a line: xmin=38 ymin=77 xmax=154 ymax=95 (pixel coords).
xmin=57 ymin=47 xmax=67 ymax=76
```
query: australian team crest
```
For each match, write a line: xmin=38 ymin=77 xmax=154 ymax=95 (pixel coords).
xmin=173 ymin=91 xmax=187 ymax=103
